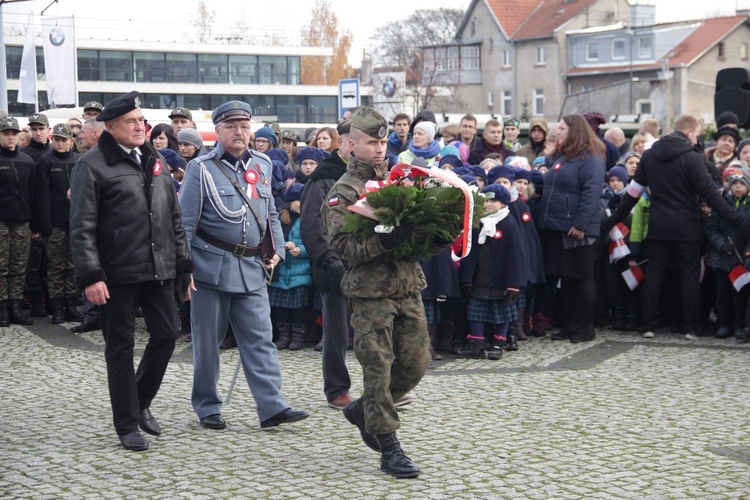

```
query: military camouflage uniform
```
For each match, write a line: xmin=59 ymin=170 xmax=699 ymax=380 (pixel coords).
xmin=323 ymin=155 xmax=430 ymax=435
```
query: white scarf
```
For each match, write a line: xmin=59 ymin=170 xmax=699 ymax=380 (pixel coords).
xmin=478 ymin=207 xmax=510 ymax=245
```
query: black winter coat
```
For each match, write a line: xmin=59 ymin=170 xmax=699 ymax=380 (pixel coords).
xmin=508 ymin=197 xmax=545 ymax=285
xmin=21 ymin=139 xmax=50 ymax=163
xmin=0 ymin=145 xmax=35 ymax=222
xmin=70 ymin=131 xmax=191 ymax=289
xmin=420 ymin=248 xmax=460 ymax=299
xmin=32 ymin=149 xmax=80 ymax=233
xmin=705 ymin=194 xmax=750 ymax=272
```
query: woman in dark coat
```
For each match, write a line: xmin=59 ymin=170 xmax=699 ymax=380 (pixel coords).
xmin=539 ymin=114 xmax=606 ymax=343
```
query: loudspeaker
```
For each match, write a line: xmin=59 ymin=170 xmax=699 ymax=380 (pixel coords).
xmin=715 ymin=67 xmax=750 ymax=128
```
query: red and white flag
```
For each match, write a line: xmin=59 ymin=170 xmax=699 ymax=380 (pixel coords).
xmin=729 ymin=264 xmax=750 ymax=292
xmin=621 ymin=265 xmax=645 ymax=290
xmin=608 ymin=222 xmax=630 ymax=242
xmin=609 ymin=239 xmax=630 ymax=263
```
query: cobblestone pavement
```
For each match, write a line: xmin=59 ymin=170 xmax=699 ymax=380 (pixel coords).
xmin=2 ymin=317 xmax=750 ymax=499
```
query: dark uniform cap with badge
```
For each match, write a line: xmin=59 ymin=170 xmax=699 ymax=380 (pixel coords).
xmin=211 ymin=100 xmax=253 ymax=125
xmin=27 ymin=113 xmax=49 ymax=126
xmin=51 ymin=123 xmax=74 ymax=138
xmin=83 ymin=101 xmax=103 ymax=113
xmin=96 ymin=91 xmax=142 ymax=122
xmin=0 ymin=116 xmax=21 ymax=132
xmin=169 ymin=106 xmax=193 ymax=121
xmin=350 ymin=106 xmax=387 ymax=139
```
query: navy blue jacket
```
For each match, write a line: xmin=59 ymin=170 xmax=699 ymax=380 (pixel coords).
xmin=420 ymin=248 xmax=460 ymax=299
xmin=459 ymin=215 xmax=525 ymax=292
xmin=705 ymin=193 xmax=750 ymax=272
xmin=508 ymin=197 xmax=545 ymax=285
xmin=539 ymin=152 xmax=606 ymax=237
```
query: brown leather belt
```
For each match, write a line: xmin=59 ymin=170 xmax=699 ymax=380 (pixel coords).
xmin=195 ymin=227 xmax=259 ymax=257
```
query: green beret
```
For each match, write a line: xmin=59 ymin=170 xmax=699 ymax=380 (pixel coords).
xmin=351 ymin=106 xmax=387 ymax=139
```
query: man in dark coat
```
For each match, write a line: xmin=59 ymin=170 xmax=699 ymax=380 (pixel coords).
xmin=70 ymin=91 xmax=192 ymax=451
xmin=604 ymin=114 xmax=750 ymax=340
xmin=300 ymin=119 xmax=353 ymax=410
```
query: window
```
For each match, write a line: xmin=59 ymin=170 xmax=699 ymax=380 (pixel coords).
xmin=166 ymin=53 xmax=197 ymax=83
xmin=5 ymin=46 xmax=22 ymax=79
xmin=435 ymin=48 xmax=447 ymax=71
xmin=718 ymin=42 xmax=725 ymax=59
xmin=100 ymin=51 xmax=132 ymax=82
xmin=198 ymin=54 xmax=228 ymax=84
xmin=502 ymin=90 xmax=512 ymax=116
xmin=307 ymin=96 xmax=338 ymax=124
xmin=229 ymin=55 xmax=257 ymax=84
xmin=636 ymin=100 xmax=652 ymax=115
xmin=612 ymin=37 xmax=626 ymax=60
xmin=502 ymin=49 xmax=511 ymax=68
xmin=77 ymin=49 xmax=99 ymax=81
xmin=533 ymin=88 xmax=544 ymax=115
xmin=586 ymin=41 xmax=599 ymax=61
xmin=536 ymin=46 xmax=546 ymax=65
xmin=461 ymin=46 xmax=480 ymax=70
xmin=742 ymin=42 xmax=749 ymax=61
xmin=287 ymin=57 xmax=301 ymax=85
xmin=446 ymin=47 xmax=459 ymax=70
xmin=422 ymin=49 xmax=435 ymax=72
xmin=637 ymin=36 xmax=652 ymax=59
xmin=134 ymin=52 xmax=166 ymax=82
xmin=259 ymin=56 xmax=287 ymax=84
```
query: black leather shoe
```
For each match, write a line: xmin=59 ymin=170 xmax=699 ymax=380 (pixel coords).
xmin=71 ymin=320 xmax=100 ymax=333
xmin=119 ymin=430 xmax=149 ymax=451
xmin=139 ymin=408 xmax=161 ymax=436
xmin=342 ymin=398 xmax=380 ymax=452
xmin=200 ymin=414 xmax=227 ymax=429
xmin=376 ymin=432 xmax=420 ymax=478
xmin=260 ymin=407 xmax=309 ymax=429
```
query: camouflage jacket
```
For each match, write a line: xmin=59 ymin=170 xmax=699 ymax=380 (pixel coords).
xmin=322 ymin=155 xmax=427 ymax=299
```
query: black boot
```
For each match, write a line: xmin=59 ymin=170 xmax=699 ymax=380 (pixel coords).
xmin=9 ymin=299 xmax=33 ymax=325
xmin=428 ymin=324 xmax=442 ymax=361
xmin=64 ymin=295 xmax=83 ymax=321
xmin=513 ymin=306 xmax=528 ymax=340
xmin=50 ymin=296 xmax=66 ymax=324
xmin=455 ymin=339 xmax=485 ymax=359
xmin=506 ymin=333 xmax=519 ymax=352
xmin=611 ymin=306 xmax=625 ymax=330
xmin=289 ymin=323 xmax=305 ymax=351
xmin=375 ymin=432 xmax=420 ymax=478
xmin=273 ymin=322 xmax=291 ymax=350
xmin=178 ymin=310 xmax=192 ymax=342
xmin=487 ymin=337 xmax=505 ymax=360
xmin=0 ymin=300 xmax=9 ymax=327
xmin=29 ymin=292 xmax=47 ymax=318
xmin=571 ymin=323 xmax=596 ymax=343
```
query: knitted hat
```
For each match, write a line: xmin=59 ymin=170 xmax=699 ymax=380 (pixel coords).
xmin=618 ymin=151 xmax=641 ymax=165
xmin=297 ymin=147 xmax=326 ymax=165
xmin=716 ymin=111 xmax=739 ymax=129
xmin=177 ymin=128 xmax=203 ymax=150
xmin=282 ymin=182 xmax=304 ymax=203
xmin=738 ymin=138 xmax=750 ymax=156
xmin=415 ymin=121 xmax=438 ymax=142
xmin=728 ymin=168 xmax=750 ymax=190
xmin=532 ymin=156 xmax=547 ymax=170
xmin=266 ymin=148 xmax=289 ymax=165
xmin=440 ymin=145 xmax=460 ymax=158
xmin=254 ymin=126 xmax=279 ymax=147
xmin=608 ymin=165 xmax=629 ymax=185
xmin=583 ymin=111 xmax=607 ymax=134
xmin=449 ymin=141 xmax=470 ymax=163
xmin=712 ymin=126 xmax=740 ymax=145
xmin=487 ymin=165 xmax=515 ymax=184
xmin=439 ymin=155 xmax=463 ymax=170
xmin=482 ymin=184 xmax=511 ymax=205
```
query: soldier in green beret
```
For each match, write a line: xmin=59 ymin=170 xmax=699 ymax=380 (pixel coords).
xmin=322 ymin=106 xmax=429 ymax=479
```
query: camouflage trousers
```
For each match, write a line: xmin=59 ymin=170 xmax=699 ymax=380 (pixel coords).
xmin=0 ymin=221 xmax=32 ymax=301
xmin=43 ymin=227 xmax=76 ymax=299
xmin=349 ymin=293 xmax=430 ymax=435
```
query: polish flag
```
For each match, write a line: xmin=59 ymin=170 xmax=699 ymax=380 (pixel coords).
xmin=609 ymin=239 xmax=630 ymax=263
xmin=608 ymin=223 xmax=630 ymax=242
xmin=729 ymin=265 xmax=750 ymax=292
xmin=621 ymin=265 xmax=645 ymax=290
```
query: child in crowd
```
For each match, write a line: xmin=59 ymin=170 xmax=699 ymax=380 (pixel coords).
xmin=619 ymin=151 xmax=640 ymax=180
xmin=457 ymin=184 xmax=525 ymax=359
xmin=270 ymin=183 xmax=314 ymax=351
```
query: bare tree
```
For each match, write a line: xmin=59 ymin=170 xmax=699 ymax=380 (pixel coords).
xmin=300 ymin=0 xmax=353 ymax=85
xmin=191 ymin=0 xmax=215 ymax=44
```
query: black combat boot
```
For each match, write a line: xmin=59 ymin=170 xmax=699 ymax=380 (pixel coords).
xmin=64 ymin=295 xmax=83 ymax=321
xmin=487 ymin=337 xmax=506 ymax=360
xmin=513 ymin=306 xmax=528 ymax=340
xmin=455 ymin=339 xmax=485 ymax=359
xmin=375 ymin=432 xmax=420 ymax=478
xmin=273 ymin=322 xmax=291 ymax=350
xmin=288 ymin=323 xmax=305 ymax=351
xmin=506 ymin=333 xmax=519 ymax=352
xmin=571 ymin=323 xmax=596 ymax=343
xmin=29 ymin=292 xmax=47 ymax=318
xmin=0 ymin=300 xmax=9 ymax=327
xmin=9 ymin=299 xmax=33 ymax=325
xmin=50 ymin=297 xmax=66 ymax=324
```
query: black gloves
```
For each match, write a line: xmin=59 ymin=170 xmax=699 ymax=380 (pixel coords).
xmin=721 ymin=241 xmax=735 ymax=255
xmin=379 ymin=223 xmax=413 ymax=250
xmin=174 ymin=272 xmax=192 ymax=305
xmin=326 ymin=258 xmax=347 ymax=295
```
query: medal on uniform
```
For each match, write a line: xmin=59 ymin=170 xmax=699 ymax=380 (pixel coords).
xmin=255 ymin=164 xmax=269 ymax=186
xmin=153 ymin=159 xmax=162 ymax=176
xmin=244 ymin=168 xmax=259 ymax=198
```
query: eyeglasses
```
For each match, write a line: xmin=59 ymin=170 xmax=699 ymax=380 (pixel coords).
xmin=221 ymin=123 xmax=252 ymax=133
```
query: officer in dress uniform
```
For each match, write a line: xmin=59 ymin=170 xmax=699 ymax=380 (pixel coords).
xmin=178 ymin=100 xmax=309 ymax=431
xmin=70 ymin=91 xmax=193 ymax=451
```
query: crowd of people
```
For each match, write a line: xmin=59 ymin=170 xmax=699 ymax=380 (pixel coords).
xmin=1 ymin=91 xmax=748 ymax=476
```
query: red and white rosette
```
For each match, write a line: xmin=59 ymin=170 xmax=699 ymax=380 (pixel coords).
xmin=244 ymin=168 xmax=259 ymax=199
xmin=153 ymin=159 xmax=162 ymax=176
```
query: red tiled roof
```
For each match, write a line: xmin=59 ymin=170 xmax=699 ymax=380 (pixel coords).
xmin=487 ymin=0 xmax=599 ymax=40
xmin=665 ymin=15 xmax=748 ymax=67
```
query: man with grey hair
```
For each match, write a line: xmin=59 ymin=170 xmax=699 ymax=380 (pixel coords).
xmin=604 ymin=126 xmax=629 ymax=156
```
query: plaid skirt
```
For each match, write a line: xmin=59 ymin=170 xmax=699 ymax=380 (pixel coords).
xmin=268 ymin=285 xmax=311 ymax=309
xmin=423 ymin=299 xmax=441 ymax=325
xmin=466 ymin=297 xmax=517 ymax=324
xmin=312 ymin=288 xmax=323 ymax=311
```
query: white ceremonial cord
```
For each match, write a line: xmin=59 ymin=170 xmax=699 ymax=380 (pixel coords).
xmin=200 ymin=162 xmax=246 ymax=224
